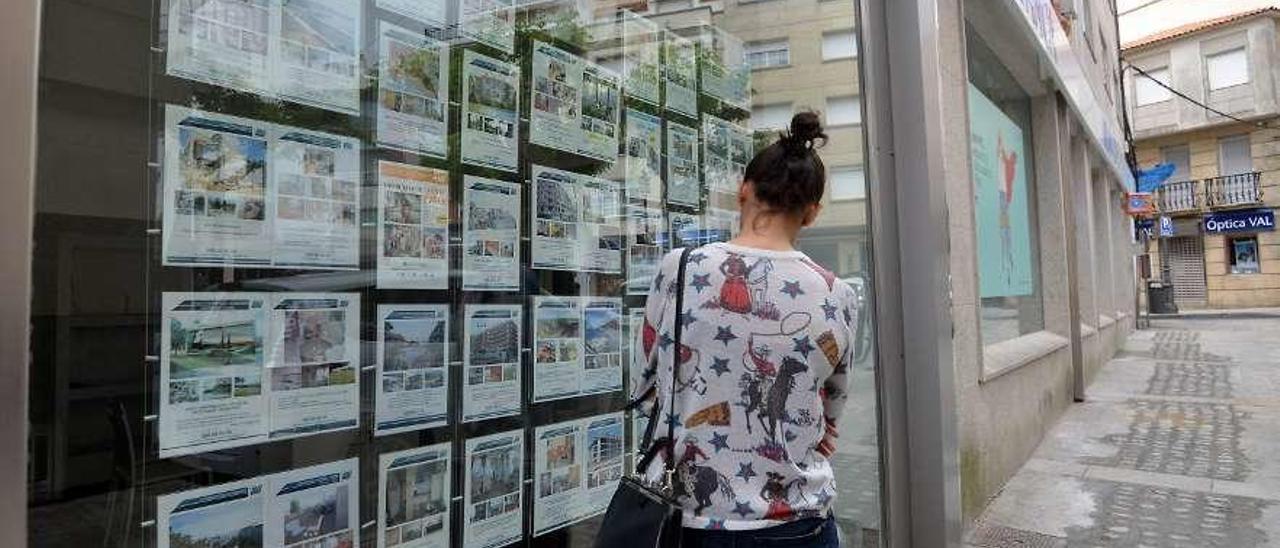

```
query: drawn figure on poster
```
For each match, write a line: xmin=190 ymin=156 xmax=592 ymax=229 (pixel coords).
xmin=998 ymin=133 xmax=1017 ymax=286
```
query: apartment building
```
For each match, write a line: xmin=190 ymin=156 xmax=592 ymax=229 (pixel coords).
xmin=1125 ymin=7 xmax=1280 ymax=309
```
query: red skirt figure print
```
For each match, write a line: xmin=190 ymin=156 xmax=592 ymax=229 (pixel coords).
xmin=718 ymin=254 xmax=753 ymax=314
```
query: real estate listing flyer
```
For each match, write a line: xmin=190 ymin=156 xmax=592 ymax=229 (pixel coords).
xmin=621 ymin=12 xmax=661 ymax=106
xmin=377 ymin=161 xmax=451 ymax=290
xmin=532 ymin=297 xmax=623 ymax=402
xmin=530 ymin=41 xmax=583 ymax=155
xmin=462 ymin=305 xmax=523 ymax=422
xmin=579 ymin=62 xmax=621 ymax=161
xmin=702 ymin=114 xmax=751 ymax=201
xmin=666 ymin=121 xmax=701 ymax=207
xmin=273 ymin=0 xmax=361 ymax=114
xmin=462 ymin=51 xmax=520 ymax=172
xmin=464 ymin=430 xmax=524 ymax=548
xmin=531 ymin=165 xmax=623 ymax=273
xmin=157 ymin=458 xmax=359 ymax=548
xmin=376 ymin=305 xmax=450 ymax=436
xmin=378 ymin=443 xmax=452 ymax=548
xmin=669 ymin=211 xmax=702 ymax=248
xmin=625 ymin=204 xmax=664 ymax=295
xmin=623 ymin=108 xmax=663 ymax=201
xmin=265 ymin=293 xmax=360 ymax=441
xmin=271 ymin=126 xmax=360 ymax=269
xmin=461 ymin=0 xmax=515 ymax=54
xmin=463 ymin=176 xmax=522 ymax=291
xmin=532 ymin=413 xmax=625 ymax=536
xmin=377 ymin=0 xmax=448 ymax=27
xmin=165 ymin=0 xmax=272 ymax=100
xmin=377 ymin=21 xmax=450 ymax=159
xmin=664 ymin=34 xmax=698 ymax=118
xmin=698 ymin=26 xmax=751 ymax=110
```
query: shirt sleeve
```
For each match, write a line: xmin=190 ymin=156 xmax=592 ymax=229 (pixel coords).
xmin=628 ymin=250 xmax=683 ymax=414
xmin=820 ymin=282 xmax=859 ymax=429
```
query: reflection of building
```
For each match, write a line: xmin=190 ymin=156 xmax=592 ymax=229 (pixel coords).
xmin=1123 ymin=8 xmax=1280 ymax=308
xmin=588 ymin=433 xmax=622 ymax=464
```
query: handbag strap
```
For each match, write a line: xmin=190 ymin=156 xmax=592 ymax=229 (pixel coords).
xmin=630 ymin=246 xmax=693 ymax=482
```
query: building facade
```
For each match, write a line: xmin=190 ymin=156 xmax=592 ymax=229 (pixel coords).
xmin=0 ymin=0 xmax=1137 ymax=546
xmin=1125 ymin=8 xmax=1280 ymax=309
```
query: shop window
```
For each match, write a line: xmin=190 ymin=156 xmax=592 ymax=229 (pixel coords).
xmin=830 ymin=166 xmax=866 ymax=200
xmin=822 ymin=29 xmax=858 ymax=60
xmin=1207 ymin=47 xmax=1249 ymax=90
xmin=1228 ymin=236 xmax=1261 ymax=274
xmin=744 ymin=39 xmax=790 ymax=69
xmin=966 ymin=23 xmax=1045 ymax=346
xmin=1134 ymin=66 xmax=1172 ymax=106
xmin=826 ymin=95 xmax=861 ymax=126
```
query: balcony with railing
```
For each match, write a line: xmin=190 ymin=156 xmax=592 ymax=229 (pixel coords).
xmin=1205 ymin=172 xmax=1263 ymax=209
xmin=1157 ymin=180 xmax=1200 ymax=214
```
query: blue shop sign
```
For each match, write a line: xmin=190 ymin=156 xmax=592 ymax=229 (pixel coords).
xmin=1203 ymin=209 xmax=1276 ymax=234
xmin=1134 ymin=218 xmax=1154 ymax=239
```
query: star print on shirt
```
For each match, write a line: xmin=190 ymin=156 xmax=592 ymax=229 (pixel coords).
xmin=736 ymin=462 xmax=757 ymax=482
xmin=710 ymin=357 xmax=731 ymax=376
xmin=688 ymin=252 xmax=708 ymax=265
xmin=659 ymin=332 xmax=674 ymax=350
xmin=681 ymin=310 xmax=698 ymax=327
xmin=709 ymin=431 xmax=730 ymax=452
xmin=781 ymin=280 xmax=805 ymax=299
xmin=665 ymin=412 xmax=682 ymax=429
xmin=732 ymin=501 xmax=754 ymax=518
xmin=691 ymin=273 xmax=712 ymax=293
xmin=713 ymin=326 xmax=738 ymax=345
xmin=821 ymin=299 xmax=838 ymax=321
xmin=792 ymin=335 xmax=815 ymax=358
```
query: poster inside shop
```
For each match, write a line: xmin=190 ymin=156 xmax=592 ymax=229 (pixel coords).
xmin=529 ymin=41 xmax=583 ymax=155
xmin=621 ymin=12 xmax=661 ymax=106
xmin=533 ymin=413 xmax=626 ymax=536
xmin=157 ymin=458 xmax=359 ymax=548
xmin=379 ymin=443 xmax=452 ymax=548
xmin=265 ymin=293 xmax=360 ymax=441
xmin=462 ymin=51 xmax=520 ymax=172
xmin=461 ymin=0 xmax=516 ymax=54
xmin=377 ymin=0 xmax=448 ymax=27
xmin=162 ymin=106 xmax=360 ymax=270
xmin=375 ymin=305 xmax=449 ymax=436
xmin=273 ymin=0 xmax=361 ymax=114
xmin=160 ymin=292 xmax=359 ymax=458
xmin=166 ymin=0 xmax=361 ymax=114
xmin=626 ymin=204 xmax=665 ymax=295
xmin=579 ymin=63 xmax=622 ymax=161
xmin=669 ymin=211 xmax=702 ymax=249
xmin=703 ymin=207 xmax=740 ymax=244
xmin=464 ymin=430 xmax=524 ymax=548
xmin=664 ymin=33 xmax=698 ymax=117
xmin=272 ymin=126 xmax=361 ymax=268
xmin=377 ymin=161 xmax=451 ymax=290
xmin=531 ymin=165 xmax=624 ymax=273
xmin=968 ymin=83 xmax=1034 ymax=298
xmin=698 ymin=26 xmax=751 ymax=110
xmin=702 ymin=115 xmax=751 ymax=203
xmin=532 ymin=297 xmax=623 ymax=402
xmin=377 ymin=21 xmax=450 ymax=159
xmin=462 ymin=305 xmax=523 ymax=422
xmin=666 ymin=121 xmax=702 ymax=207
xmin=622 ymin=109 xmax=663 ymax=201
xmin=463 ymin=176 xmax=522 ymax=291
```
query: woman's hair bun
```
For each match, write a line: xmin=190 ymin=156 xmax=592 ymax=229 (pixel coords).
xmin=784 ymin=111 xmax=827 ymax=152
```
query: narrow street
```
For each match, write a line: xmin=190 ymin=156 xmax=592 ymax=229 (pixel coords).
xmin=967 ymin=310 xmax=1280 ymax=547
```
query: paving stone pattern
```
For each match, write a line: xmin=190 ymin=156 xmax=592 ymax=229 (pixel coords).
xmin=1145 ymin=362 xmax=1232 ymax=399
xmin=1086 ymin=400 xmax=1249 ymax=481
xmin=1152 ymin=330 xmax=1199 ymax=343
xmin=1065 ymin=480 xmax=1271 ymax=548
xmin=969 ymin=523 xmax=1068 ymax=548
xmin=1150 ymin=341 xmax=1231 ymax=363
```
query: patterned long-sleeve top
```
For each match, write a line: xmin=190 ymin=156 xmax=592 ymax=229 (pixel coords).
xmin=630 ymin=242 xmax=859 ymax=530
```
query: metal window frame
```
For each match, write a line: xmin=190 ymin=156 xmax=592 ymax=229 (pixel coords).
xmin=0 ymin=0 xmax=40 ymax=544
xmin=858 ymin=0 xmax=963 ymax=545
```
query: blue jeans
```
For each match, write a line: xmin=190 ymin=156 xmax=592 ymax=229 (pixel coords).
xmin=680 ymin=515 xmax=840 ymax=548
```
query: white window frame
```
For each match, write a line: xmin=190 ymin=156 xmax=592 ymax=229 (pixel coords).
xmin=1134 ymin=66 xmax=1172 ymax=106
xmin=821 ymin=29 xmax=857 ymax=61
xmin=751 ymin=102 xmax=792 ymax=131
xmin=1218 ymin=134 xmax=1252 ymax=176
xmin=1206 ymin=47 xmax=1249 ymax=90
xmin=825 ymin=95 xmax=861 ymax=126
xmin=744 ymin=39 xmax=790 ymax=70
xmin=829 ymin=166 xmax=866 ymax=201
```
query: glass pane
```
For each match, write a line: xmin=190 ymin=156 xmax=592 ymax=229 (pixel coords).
xmin=27 ymin=0 xmax=882 ymax=546
xmin=1207 ymin=47 xmax=1248 ymax=90
xmin=1134 ymin=67 xmax=1171 ymax=106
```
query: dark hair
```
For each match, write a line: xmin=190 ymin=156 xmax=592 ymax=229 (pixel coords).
xmin=743 ymin=111 xmax=828 ymax=216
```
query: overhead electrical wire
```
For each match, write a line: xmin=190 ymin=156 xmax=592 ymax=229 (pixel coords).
xmin=1124 ymin=62 xmax=1280 ymax=130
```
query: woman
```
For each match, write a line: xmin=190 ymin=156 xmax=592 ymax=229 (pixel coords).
xmin=631 ymin=112 xmax=859 ymax=547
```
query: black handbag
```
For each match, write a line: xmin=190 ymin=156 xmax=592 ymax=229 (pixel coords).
xmin=594 ymin=247 xmax=693 ymax=548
